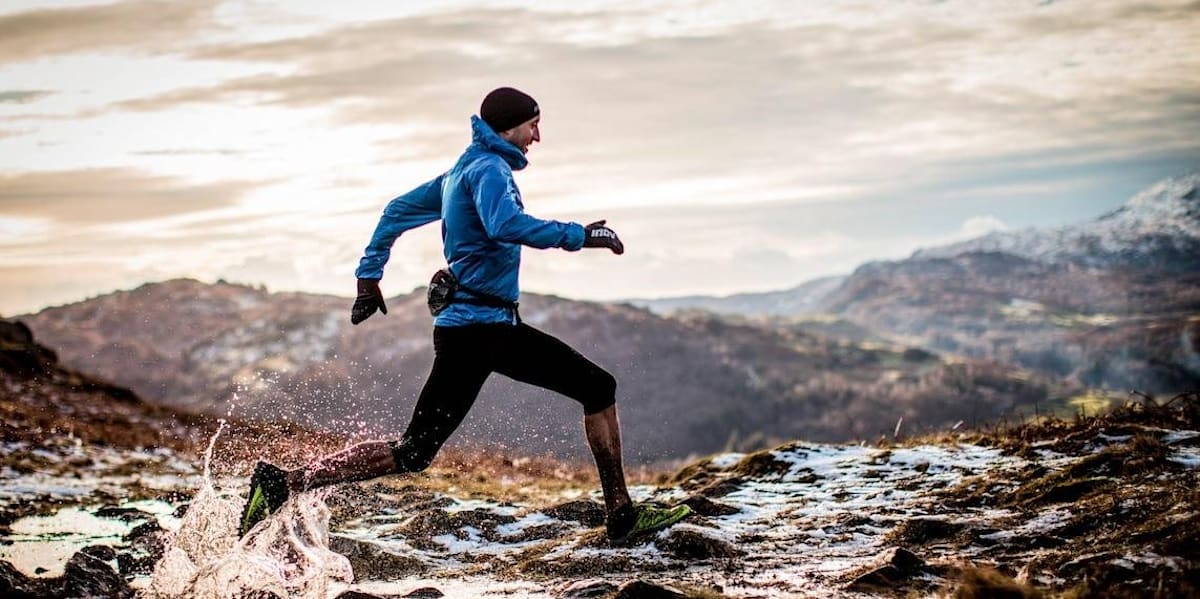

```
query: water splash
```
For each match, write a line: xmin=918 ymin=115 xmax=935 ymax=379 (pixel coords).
xmin=147 ymin=411 xmax=352 ymax=598
xmin=202 ymin=418 xmax=226 ymax=482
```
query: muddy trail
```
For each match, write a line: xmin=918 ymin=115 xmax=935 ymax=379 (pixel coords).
xmin=3 ymin=390 xmax=1198 ymax=598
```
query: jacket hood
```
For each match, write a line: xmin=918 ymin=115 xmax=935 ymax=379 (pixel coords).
xmin=470 ymin=115 xmax=529 ymax=171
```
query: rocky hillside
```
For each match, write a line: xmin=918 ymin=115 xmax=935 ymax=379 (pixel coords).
xmin=19 ymin=280 xmax=1071 ymax=463
xmin=623 ymin=173 xmax=1200 ymax=397
xmin=0 ymin=318 xmax=199 ymax=451
xmin=629 ymin=275 xmax=846 ymax=317
xmin=821 ymin=174 xmax=1200 ymax=394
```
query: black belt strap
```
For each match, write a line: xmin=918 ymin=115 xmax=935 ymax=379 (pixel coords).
xmin=453 ymin=283 xmax=521 ymax=323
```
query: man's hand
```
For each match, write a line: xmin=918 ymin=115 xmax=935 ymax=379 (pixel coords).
xmin=583 ymin=220 xmax=625 ymax=255
xmin=351 ymin=278 xmax=388 ymax=325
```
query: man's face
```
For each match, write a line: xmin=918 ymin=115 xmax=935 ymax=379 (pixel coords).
xmin=500 ymin=116 xmax=540 ymax=154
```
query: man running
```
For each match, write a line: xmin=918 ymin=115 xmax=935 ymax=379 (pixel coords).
xmin=239 ymin=87 xmax=690 ymax=543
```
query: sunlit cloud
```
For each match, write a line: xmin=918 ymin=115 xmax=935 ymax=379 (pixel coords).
xmin=0 ymin=167 xmax=268 ymax=223
xmin=0 ymin=90 xmax=52 ymax=103
xmin=0 ymin=0 xmax=221 ymax=63
xmin=961 ymin=216 xmax=1008 ymax=238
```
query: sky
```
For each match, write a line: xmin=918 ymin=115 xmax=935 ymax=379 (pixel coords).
xmin=1 ymin=0 xmax=1198 ymax=315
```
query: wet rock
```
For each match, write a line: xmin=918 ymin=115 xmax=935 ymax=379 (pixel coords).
xmin=680 ymin=495 xmax=740 ymax=517
xmin=61 ymin=546 xmax=134 ymax=598
xmin=847 ymin=566 xmax=906 ymax=592
xmin=560 ymin=578 xmax=618 ymax=598
xmin=543 ymin=499 xmax=606 ymax=527
xmin=614 ymin=580 xmax=688 ymax=599
xmin=117 ymin=530 xmax=167 ymax=576
xmin=0 ymin=320 xmax=55 ymax=377
xmin=845 ymin=547 xmax=927 ymax=593
xmin=404 ymin=588 xmax=444 ymax=598
xmin=883 ymin=547 xmax=925 ymax=572
xmin=329 ymin=535 xmax=430 ymax=579
xmin=95 ymin=506 xmax=154 ymax=522
xmin=657 ymin=528 xmax=742 ymax=560
xmin=1 ymin=559 xmax=48 ymax=598
xmin=124 ymin=519 xmax=162 ymax=541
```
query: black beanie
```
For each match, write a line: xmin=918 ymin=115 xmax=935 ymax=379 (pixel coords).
xmin=480 ymin=87 xmax=539 ymax=133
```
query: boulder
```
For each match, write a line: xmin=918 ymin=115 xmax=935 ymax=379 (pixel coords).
xmin=560 ymin=578 xmax=618 ymax=598
xmin=614 ymin=580 xmax=688 ymax=599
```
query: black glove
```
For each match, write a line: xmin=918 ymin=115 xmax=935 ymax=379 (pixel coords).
xmin=350 ymin=278 xmax=387 ymax=325
xmin=583 ymin=220 xmax=624 ymax=255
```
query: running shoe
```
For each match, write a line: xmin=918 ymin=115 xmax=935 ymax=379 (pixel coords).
xmin=606 ymin=503 xmax=693 ymax=543
xmin=238 ymin=461 xmax=290 ymax=537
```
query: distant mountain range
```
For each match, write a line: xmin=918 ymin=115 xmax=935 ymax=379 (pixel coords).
xmin=637 ymin=173 xmax=1200 ymax=316
xmin=636 ymin=173 xmax=1200 ymax=393
xmin=912 ymin=174 xmax=1200 ymax=271
xmin=14 ymin=174 xmax=1199 ymax=462
xmin=18 ymin=280 xmax=1065 ymax=464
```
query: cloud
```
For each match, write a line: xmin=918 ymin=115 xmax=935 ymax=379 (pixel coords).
xmin=961 ymin=216 xmax=1008 ymax=238
xmin=131 ymin=148 xmax=244 ymax=157
xmin=0 ymin=0 xmax=220 ymax=64
xmin=0 ymin=90 xmax=52 ymax=103
xmin=0 ymin=167 xmax=268 ymax=224
xmin=105 ymin=4 xmax=1200 ymax=201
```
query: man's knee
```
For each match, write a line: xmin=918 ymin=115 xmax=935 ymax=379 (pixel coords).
xmin=582 ymin=370 xmax=617 ymax=415
xmin=388 ymin=438 xmax=437 ymax=473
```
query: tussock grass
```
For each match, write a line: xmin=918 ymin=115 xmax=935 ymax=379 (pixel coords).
xmin=951 ymin=567 xmax=1043 ymax=599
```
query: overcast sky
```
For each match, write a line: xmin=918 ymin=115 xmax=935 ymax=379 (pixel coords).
xmin=1 ymin=0 xmax=1198 ymax=315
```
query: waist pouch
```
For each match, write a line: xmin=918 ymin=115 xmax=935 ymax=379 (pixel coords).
xmin=427 ymin=268 xmax=520 ymax=319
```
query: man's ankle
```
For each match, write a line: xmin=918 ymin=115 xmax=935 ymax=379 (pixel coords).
xmin=605 ymin=502 xmax=636 ymax=538
xmin=285 ymin=468 xmax=306 ymax=493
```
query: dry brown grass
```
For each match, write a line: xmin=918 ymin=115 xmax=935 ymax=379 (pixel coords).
xmin=950 ymin=567 xmax=1043 ymax=599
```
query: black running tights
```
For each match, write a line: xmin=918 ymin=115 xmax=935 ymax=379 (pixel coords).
xmin=389 ymin=323 xmax=617 ymax=473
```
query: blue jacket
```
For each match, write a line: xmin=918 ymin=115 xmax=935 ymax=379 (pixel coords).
xmin=355 ymin=115 xmax=585 ymax=326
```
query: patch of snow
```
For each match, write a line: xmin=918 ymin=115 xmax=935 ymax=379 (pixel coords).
xmin=1169 ymin=447 xmax=1200 ymax=468
xmin=494 ymin=512 xmax=555 ymax=538
xmin=443 ymin=498 xmax=519 ymax=516
xmin=432 ymin=527 xmax=485 ymax=554
xmin=708 ymin=452 xmax=745 ymax=469
xmin=1163 ymin=430 xmax=1200 ymax=445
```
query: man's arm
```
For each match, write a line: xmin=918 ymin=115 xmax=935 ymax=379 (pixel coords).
xmin=355 ymin=174 xmax=446 ymax=280
xmin=471 ymin=164 xmax=585 ymax=251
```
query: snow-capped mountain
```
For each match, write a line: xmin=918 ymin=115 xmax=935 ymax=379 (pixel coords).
xmin=913 ymin=173 xmax=1200 ymax=270
xmin=817 ymin=173 xmax=1200 ymax=393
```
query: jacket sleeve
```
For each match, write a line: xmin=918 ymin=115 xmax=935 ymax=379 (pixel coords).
xmin=354 ymin=174 xmax=445 ymax=280
xmin=471 ymin=162 xmax=586 ymax=251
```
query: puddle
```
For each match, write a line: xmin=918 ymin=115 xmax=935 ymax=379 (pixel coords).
xmin=0 ymin=499 xmax=181 ymax=577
